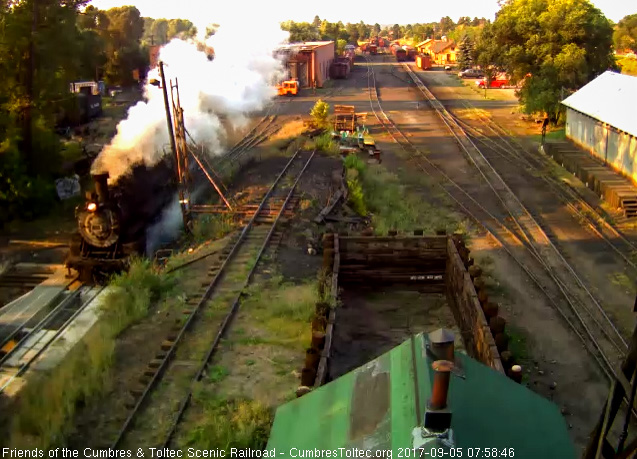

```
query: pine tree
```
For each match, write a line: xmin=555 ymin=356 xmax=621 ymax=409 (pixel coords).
xmin=458 ymin=35 xmax=475 ymax=70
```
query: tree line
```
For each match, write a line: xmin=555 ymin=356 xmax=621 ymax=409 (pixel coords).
xmin=281 ymin=15 xmax=490 ymax=46
xmin=284 ymin=5 xmax=635 ymax=123
xmin=0 ymin=0 xmax=201 ymax=226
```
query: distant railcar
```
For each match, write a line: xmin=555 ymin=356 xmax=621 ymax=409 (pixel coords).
xmin=395 ymin=48 xmax=407 ymax=62
xmin=416 ymin=54 xmax=432 ymax=70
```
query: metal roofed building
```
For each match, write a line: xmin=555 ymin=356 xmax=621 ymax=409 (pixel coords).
xmin=267 ymin=332 xmax=574 ymax=458
xmin=275 ymin=41 xmax=335 ymax=89
xmin=562 ymin=71 xmax=637 ymax=184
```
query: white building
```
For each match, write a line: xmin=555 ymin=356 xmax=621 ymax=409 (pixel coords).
xmin=561 ymin=71 xmax=637 ymax=183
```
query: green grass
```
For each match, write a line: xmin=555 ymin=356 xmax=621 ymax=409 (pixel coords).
xmin=507 ymin=325 xmax=530 ymax=365
xmin=8 ymin=257 xmax=175 ymax=447
xmin=208 ymin=365 xmax=230 ymax=383
xmin=358 ymin=162 xmax=461 ymax=235
xmin=237 ymin=277 xmax=318 ymax=350
xmin=530 ymin=128 xmax=566 ymax=143
xmin=179 ymin=397 xmax=271 ymax=450
xmin=191 ymin=213 xmax=238 ymax=243
xmin=313 ymin=132 xmax=340 ymax=156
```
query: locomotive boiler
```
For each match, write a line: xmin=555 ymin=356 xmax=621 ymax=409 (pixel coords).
xmin=66 ymin=158 xmax=177 ymax=282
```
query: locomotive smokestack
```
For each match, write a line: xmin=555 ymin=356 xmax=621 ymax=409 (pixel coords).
xmin=93 ymin=173 xmax=110 ymax=203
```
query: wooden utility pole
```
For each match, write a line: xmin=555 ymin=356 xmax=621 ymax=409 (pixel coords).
xmin=158 ymin=61 xmax=190 ymax=232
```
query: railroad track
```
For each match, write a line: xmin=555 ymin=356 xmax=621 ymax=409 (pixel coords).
xmin=111 ymin=148 xmax=315 ymax=448
xmin=0 ymin=285 xmax=103 ymax=394
xmin=364 ymin=56 xmax=627 ymax=386
xmin=446 ymin=102 xmax=637 ymax=269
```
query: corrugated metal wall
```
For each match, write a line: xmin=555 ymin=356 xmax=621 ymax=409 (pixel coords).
xmin=566 ymin=108 xmax=637 ymax=184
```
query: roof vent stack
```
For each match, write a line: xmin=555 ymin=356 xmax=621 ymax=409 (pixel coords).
xmin=413 ymin=329 xmax=456 ymax=453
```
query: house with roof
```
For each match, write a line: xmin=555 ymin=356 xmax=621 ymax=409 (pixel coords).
xmin=561 ymin=71 xmax=637 ymax=184
xmin=415 ymin=39 xmax=433 ymax=54
xmin=414 ymin=38 xmax=457 ymax=65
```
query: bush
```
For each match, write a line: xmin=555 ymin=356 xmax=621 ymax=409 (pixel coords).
xmin=344 ymin=155 xmax=367 ymax=216
xmin=191 ymin=214 xmax=237 ymax=242
xmin=314 ymin=133 xmax=340 ymax=156
xmin=310 ymin=99 xmax=330 ymax=130
xmin=0 ymin=140 xmax=57 ymax=227
xmin=103 ymin=257 xmax=176 ymax=334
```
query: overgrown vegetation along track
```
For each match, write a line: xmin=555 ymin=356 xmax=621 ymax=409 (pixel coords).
xmin=364 ymin=56 xmax=627 ymax=388
xmin=111 ymin=148 xmax=315 ymax=448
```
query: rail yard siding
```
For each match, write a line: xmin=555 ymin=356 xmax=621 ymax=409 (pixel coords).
xmin=445 ymin=238 xmax=504 ymax=373
xmin=566 ymin=108 xmax=637 ymax=185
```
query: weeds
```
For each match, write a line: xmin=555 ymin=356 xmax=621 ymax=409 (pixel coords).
xmin=360 ymin=163 xmax=460 ymax=235
xmin=208 ymin=365 xmax=230 ymax=383
xmin=180 ymin=397 xmax=271 ymax=450
xmin=314 ymin=132 xmax=340 ymax=156
xmin=191 ymin=214 xmax=237 ymax=242
xmin=609 ymin=272 xmax=635 ymax=293
xmin=8 ymin=257 xmax=176 ymax=448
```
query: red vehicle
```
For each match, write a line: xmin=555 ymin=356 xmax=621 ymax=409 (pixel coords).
xmin=416 ymin=54 xmax=432 ymax=70
xmin=476 ymin=78 xmax=510 ymax=88
xmin=368 ymin=44 xmax=377 ymax=55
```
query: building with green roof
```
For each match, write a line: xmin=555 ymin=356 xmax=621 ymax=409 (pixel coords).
xmin=267 ymin=332 xmax=575 ymax=459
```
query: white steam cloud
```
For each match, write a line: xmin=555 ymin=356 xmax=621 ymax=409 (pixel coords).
xmin=91 ymin=19 xmax=289 ymax=184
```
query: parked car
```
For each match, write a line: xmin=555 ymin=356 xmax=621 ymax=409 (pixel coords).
xmin=458 ymin=68 xmax=484 ymax=79
xmin=476 ymin=78 xmax=510 ymax=88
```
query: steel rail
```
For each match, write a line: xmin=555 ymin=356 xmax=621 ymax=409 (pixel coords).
xmin=111 ymin=148 xmax=306 ymax=448
xmin=364 ymin=56 xmax=625 ymax=384
xmin=448 ymin=106 xmax=637 ymax=272
xmin=454 ymin=102 xmax=637 ymax=258
xmin=0 ymin=286 xmax=104 ymax=394
xmin=402 ymin=62 xmax=627 ymax=353
xmin=161 ymin=150 xmax=316 ymax=447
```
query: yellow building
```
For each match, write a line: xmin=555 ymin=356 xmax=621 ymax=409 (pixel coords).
xmin=415 ymin=38 xmax=457 ymax=65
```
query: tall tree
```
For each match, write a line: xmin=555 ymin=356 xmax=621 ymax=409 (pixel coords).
xmin=477 ymin=0 xmax=616 ymax=120
xmin=614 ymin=14 xmax=637 ymax=53
xmin=373 ymin=23 xmax=381 ymax=35
xmin=457 ymin=35 xmax=475 ymax=70
xmin=312 ymin=15 xmax=321 ymax=28
xmin=391 ymin=24 xmax=401 ymax=39
xmin=345 ymin=22 xmax=359 ymax=43
xmin=439 ymin=16 xmax=455 ymax=35
xmin=103 ymin=6 xmax=145 ymax=86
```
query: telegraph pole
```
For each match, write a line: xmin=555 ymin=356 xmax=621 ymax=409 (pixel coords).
xmin=158 ymin=61 xmax=178 ymax=173
xmin=157 ymin=61 xmax=190 ymax=231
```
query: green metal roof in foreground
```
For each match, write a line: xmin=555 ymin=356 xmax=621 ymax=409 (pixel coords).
xmin=267 ymin=334 xmax=575 ymax=459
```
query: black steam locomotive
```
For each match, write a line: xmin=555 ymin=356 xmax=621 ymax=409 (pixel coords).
xmin=66 ymin=159 xmax=176 ymax=283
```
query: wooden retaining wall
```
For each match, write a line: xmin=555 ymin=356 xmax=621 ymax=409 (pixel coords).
xmin=446 ymin=237 xmax=504 ymax=373
xmin=337 ymin=235 xmax=447 ymax=289
xmin=297 ymin=232 xmax=510 ymax=398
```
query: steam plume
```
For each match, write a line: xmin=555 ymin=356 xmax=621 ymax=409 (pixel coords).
xmin=91 ymin=19 xmax=288 ymax=184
